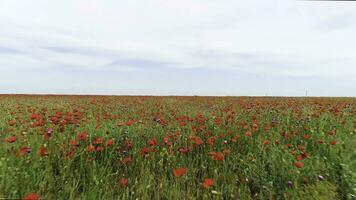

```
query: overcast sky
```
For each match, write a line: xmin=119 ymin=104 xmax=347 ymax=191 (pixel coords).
xmin=0 ymin=0 xmax=355 ymax=96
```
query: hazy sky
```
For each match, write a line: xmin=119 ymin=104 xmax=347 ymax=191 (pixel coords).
xmin=0 ymin=0 xmax=355 ymax=96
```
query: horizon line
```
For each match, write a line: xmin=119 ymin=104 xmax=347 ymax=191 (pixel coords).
xmin=0 ymin=93 xmax=355 ymax=98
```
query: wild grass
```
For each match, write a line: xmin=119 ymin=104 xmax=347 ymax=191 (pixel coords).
xmin=0 ymin=96 xmax=355 ymax=199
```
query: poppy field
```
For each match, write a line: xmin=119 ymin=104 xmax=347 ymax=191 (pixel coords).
xmin=0 ymin=95 xmax=355 ymax=199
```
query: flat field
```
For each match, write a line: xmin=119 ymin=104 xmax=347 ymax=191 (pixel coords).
xmin=0 ymin=95 xmax=355 ymax=199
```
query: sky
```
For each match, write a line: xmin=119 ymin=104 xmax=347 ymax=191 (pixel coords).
xmin=0 ymin=0 xmax=355 ymax=96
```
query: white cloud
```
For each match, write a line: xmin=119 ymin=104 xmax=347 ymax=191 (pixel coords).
xmin=0 ymin=0 xmax=355 ymax=96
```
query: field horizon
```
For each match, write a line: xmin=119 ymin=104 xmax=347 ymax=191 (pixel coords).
xmin=1 ymin=94 xmax=355 ymax=98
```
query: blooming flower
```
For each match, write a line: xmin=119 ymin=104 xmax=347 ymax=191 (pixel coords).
xmin=294 ymin=161 xmax=304 ymax=168
xmin=244 ymin=131 xmax=252 ymax=137
xmin=23 ymin=193 xmax=40 ymax=200
xmin=126 ymin=119 xmax=135 ymax=126
xmin=86 ymin=144 xmax=95 ymax=152
xmin=119 ymin=178 xmax=128 ymax=187
xmin=106 ymin=139 xmax=114 ymax=147
xmin=6 ymin=136 xmax=17 ymax=143
xmin=18 ymin=146 xmax=32 ymax=156
xmin=178 ymin=147 xmax=190 ymax=154
xmin=70 ymin=140 xmax=80 ymax=147
xmin=38 ymin=147 xmax=49 ymax=157
xmin=316 ymin=139 xmax=324 ymax=144
xmin=203 ymin=178 xmax=214 ymax=189
xmin=206 ymin=137 xmax=216 ymax=146
xmin=303 ymin=134 xmax=311 ymax=139
xmin=173 ymin=167 xmax=186 ymax=177
xmin=93 ymin=137 xmax=103 ymax=145
xmin=210 ymin=152 xmax=225 ymax=161
xmin=77 ymin=132 xmax=88 ymax=141
xmin=262 ymin=140 xmax=270 ymax=146
xmin=140 ymin=147 xmax=153 ymax=156
xmin=193 ymin=136 xmax=203 ymax=146
xmin=148 ymin=138 xmax=157 ymax=146
xmin=95 ymin=146 xmax=104 ymax=152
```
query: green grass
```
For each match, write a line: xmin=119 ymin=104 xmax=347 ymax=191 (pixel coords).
xmin=0 ymin=95 xmax=355 ymax=199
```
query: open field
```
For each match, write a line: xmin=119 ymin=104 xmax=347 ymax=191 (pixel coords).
xmin=0 ymin=95 xmax=355 ymax=199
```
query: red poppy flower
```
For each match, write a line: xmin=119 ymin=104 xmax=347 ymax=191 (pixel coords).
xmin=86 ymin=144 xmax=95 ymax=152
xmin=140 ymin=147 xmax=153 ymax=156
xmin=316 ymin=140 xmax=324 ymax=144
xmin=38 ymin=147 xmax=49 ymax=157
xmin=231 ymin=135 xmax=241 ymax=143
xmin=70 ymin=140 xmax=80 ymax=147
xmin=8 ymin=120 xmax=16 ymax=126
xmin=173 ymin=167 xmax=186 ymax=177
xmin=190 ymin=136 xmax=203 ymax=146
xmin=126 ymin=119 xmax=135 ymax=126
xmin=179 ymin=121 xmax=186 ymax=127
xmin=194 ymin=137 xmax=203 ymax=145
xmin=262 ymin=140 xmax=270 ymax=146
xmin=93 ymin=137 xmax=103 ymax=145
xmin=303 ymin=134 xmax=311 ymax=139
xmin=163 ymin=137 xmax=172 ymax=146
xmin=214 ymin=117 xmax=222 ymax=125
xmin=125 ymin=141 xmax=133 ymax=149
xmin=77 ymin=132 xmax=88 ymax=141
xmin=106 ymin=139 xmax=114 ymax=147
xmin=206 ymin=137 xmax=216 ymax=145
xmin=244 ymin=131 xmax=252 ymax=137
xmin=18 ymin=146 xmax=32 ymax=156
xmin=50 ymin=116 xmax=59 ymax=124
xmin=30 ymin=113 xmax=39 ymax=120
xmin=6 ymin=136 xmax=17 ymax=143
xmin=119 ymin=178 xmax=128 ymax=187
xmin=148 ymin=138 xmax=157 ymax=146
xmin=296 ymin=152 xmax=309 ymax=161
xmin=23 ymin=193 xmax=40 ymax=200
xmin=329 ymin=140 xmax=337 ymax=145
xmin=210 ymin=152 xmax=225 ymax=161
xmin=95 ymin=146 xmax=104 ymax=152
xmin=252 ymin=123 xmax=259 ymax=131
xmin=328 ymin=130 xmax=335 ymax=136
xmin=203 ymin=178 xmax=214 ymax=189
xmin=178 ymin=147 xmax=190 ymax=154
xmin=294 ymin=161 xmax=304 ymax=168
